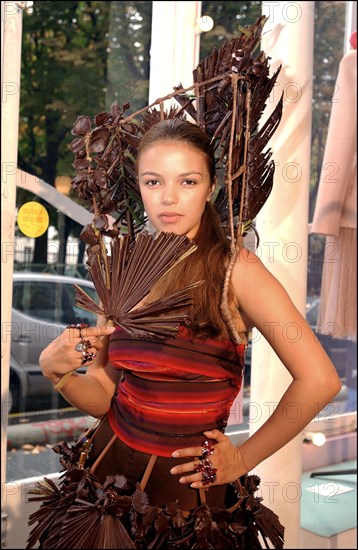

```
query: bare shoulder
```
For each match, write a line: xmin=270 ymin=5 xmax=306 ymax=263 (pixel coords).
xmin=232 ymin=246 xmax=280 ymax=291
xmin=231 ymin=246 xmax=295 ymax=332
xmin=233 ymin=246 xmax=262 ymax=269
xmin=229 ymin=247 xmax=272 ymax=332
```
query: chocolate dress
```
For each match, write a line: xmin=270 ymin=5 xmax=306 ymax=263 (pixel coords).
xmin=90 ymin=324 xmax=246 ymax=509
xmin=27 ymin=326 xmax=285 ymax=549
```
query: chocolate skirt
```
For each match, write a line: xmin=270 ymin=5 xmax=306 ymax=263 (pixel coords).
xmin=88 ymin=414 xmax=228 ymax=510
xmin=26 ymin=416 xmax=285 ymax=549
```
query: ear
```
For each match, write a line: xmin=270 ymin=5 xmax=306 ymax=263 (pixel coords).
xmin=207 ymin=180 xmax=216 ymax=201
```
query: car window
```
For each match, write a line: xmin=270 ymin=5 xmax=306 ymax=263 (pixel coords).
xmin=12 ymin=282 xmax=25 ymax=312
xmin=12 ymin=280 xmax=99 ymax=325
xmin=67 ymin=283 xmax=99 ymax=325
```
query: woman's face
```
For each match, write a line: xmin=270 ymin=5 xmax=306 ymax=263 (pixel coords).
xmin=137 ymin=142 xmax=215 ymax=239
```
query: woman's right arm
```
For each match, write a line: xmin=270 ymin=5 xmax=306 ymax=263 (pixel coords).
xmin=39 ymin=323 xmax=119 ymax=418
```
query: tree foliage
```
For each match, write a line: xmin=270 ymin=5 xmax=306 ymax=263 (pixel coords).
xmin=18 ymin=1 xmax=152 ymax=264
xmin=200 ymin=1 xmax=262 ymax=58
xmin=310 ymin=0 xmax=346 ymax=220
xmin=17 ymin=1 xmax=347 ymax=270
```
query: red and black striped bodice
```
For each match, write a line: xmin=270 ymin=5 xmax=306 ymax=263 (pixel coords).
xmin=108 ymin=325 xmax=246 ymax=457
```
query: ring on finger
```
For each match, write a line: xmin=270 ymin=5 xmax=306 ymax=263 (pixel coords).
xmin=66 ymin=323 xmax=90 ymax=341
xmin=81 ymin=350 xmax=96 ymax=366
xmin=66 ymin=323 xmax=90 ymax=335
xmin=79 ymin=325 xmax=90 ymax=339
xmin=194 ymin=458 xmax=217 ymax=485
xmin=201 ymin=440 xmax=214 ymax=459
xmin=194 ymin=440 xmax=217 ymax=485
xmin=75 ymin=339 xmax=91 ymax=352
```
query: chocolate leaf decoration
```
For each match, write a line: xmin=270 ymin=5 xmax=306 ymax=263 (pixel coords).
xmin=73 ymin=158 xmax=90 ymax=170
xmin=70 ymin=137 xmax=85 ymax=153
xmin=72 ymin=115 xmax=91 ymax=136
xmin=131 ymin=488 xmax=149 ymax=514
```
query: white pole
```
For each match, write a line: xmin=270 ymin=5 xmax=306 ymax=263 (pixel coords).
xmin=1 ymin=1 xmax=24 ymax=499
xmin=249 ymin=2 xmax=315 ymax=547
xmin=148 ymin=1 xmax=202 ymax=105
xmin=344 ymin=0 xmax=357 ymax=54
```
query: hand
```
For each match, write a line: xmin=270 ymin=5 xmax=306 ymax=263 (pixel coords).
xmin=170 ymin=429 xmax=247 ymax=489
xmin=39 ymin=324 xmax=116 ymax=384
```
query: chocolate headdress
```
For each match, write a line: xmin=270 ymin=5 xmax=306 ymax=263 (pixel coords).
xmin=71 ymin=15 xmax=283 ymax=342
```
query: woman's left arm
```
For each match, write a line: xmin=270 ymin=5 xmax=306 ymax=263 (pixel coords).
xmin=170 ymin=248 xmax=342 ymax=488
xmin=230 ymin=247 xmax=342 ymax=474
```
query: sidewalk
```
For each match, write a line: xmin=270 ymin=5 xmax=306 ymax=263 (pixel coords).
xmin=7 ymin=414 xmax=97 ymax=449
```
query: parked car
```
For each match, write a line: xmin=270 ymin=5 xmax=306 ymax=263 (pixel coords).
xmin=8 ymin=273 xmax=99 ymax=413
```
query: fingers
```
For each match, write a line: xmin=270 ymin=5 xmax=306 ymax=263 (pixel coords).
xmin=67 ymin=325 xmax=116 ymax=339
xmin=64 ymin=325 xmax=115 ymax=348
xmin=170 ymin=460 xmax=200 ymax=476
xmin=82 ymin=325 xmax=116 ymax=339
xmin=203 ymin=429 xmax=228 ymax=443
xmin=171 ymin=447 xmax=202 ymax=459
xmin=55 ymin=325 xmax=116 ymax=371
xmin=170 ymin=461 xmax=204 ymax=486
xmin=170 ymin=459 xmax=217 ymax=488
xmin=170 ymin=431 xmax=231 ymax=489
xmin=171 ymin=430 xmax=227 ymax=458
xmin=40 ymin=325 xmax=115 ymax=381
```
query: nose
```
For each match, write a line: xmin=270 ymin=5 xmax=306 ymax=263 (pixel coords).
xmin=161 ymin=184 xmax=178 ymax=205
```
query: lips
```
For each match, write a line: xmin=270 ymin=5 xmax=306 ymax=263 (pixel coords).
xmin=159 ymin=212 xmax=183 ymax=223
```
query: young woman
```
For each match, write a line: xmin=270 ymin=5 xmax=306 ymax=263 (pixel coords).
xmin=39 ymin=119 xmax=341 ymax=512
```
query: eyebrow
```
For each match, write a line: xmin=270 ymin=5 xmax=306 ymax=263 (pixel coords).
xmin=140 ymin=171 xmax=203 ymax=177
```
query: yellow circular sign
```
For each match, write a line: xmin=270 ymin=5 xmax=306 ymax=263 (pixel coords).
xmin=17 ymin=202 xmax=49 ymax=238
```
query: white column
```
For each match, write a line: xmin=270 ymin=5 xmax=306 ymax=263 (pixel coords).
xmin=148 ymin=1 xmax=202 ymax=105
xmin=345 ymin=0 xmax=357 ymax=54
xmin=1 ymin=1 xmax=23 ymax=494
xmin=249 ymin=2 xmax=314 ymax=548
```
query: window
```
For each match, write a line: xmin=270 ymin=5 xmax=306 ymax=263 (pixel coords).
xmin=200 ymin=1 xmax=355 ymax=420
xmin=308 ymin=1 xmax=355 ymax=416
xmin=7 ymin=0 xmax=153 ymax=483
xmin=12 ymin=278 xmax=98 ymax=324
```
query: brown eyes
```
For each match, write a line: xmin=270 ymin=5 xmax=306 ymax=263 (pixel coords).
xmin=141 ymin=179 xmax=198 ymax=187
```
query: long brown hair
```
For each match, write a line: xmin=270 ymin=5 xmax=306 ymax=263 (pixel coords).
xmin=138 ymin=119 xmax=233 ymax=340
